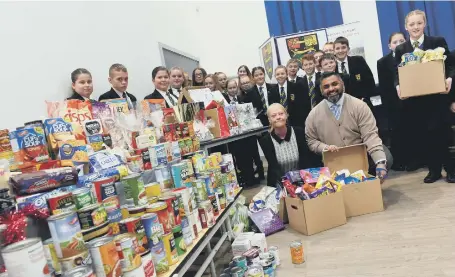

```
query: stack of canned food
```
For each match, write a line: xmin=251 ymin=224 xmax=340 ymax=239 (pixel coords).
xmin=220 ymin=246 xmax=280 ymax=277
xmin=1 ymin=152 xmax=240 ymax=277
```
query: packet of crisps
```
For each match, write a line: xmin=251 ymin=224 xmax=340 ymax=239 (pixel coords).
xmin=422 ymin=47 xmax=446 ymax=63
xmin=44 ymin=118 xmax=75 ymax=158
xmin=350 ymin=170 xmax=367 ymax=181
xmin=58 ymin=140 xmax=89 ymax=167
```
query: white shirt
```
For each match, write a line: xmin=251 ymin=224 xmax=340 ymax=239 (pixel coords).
xmin=288 ymin=76 xmax=298 ymax=83
xmin=256 ymin=84 xmax=269 ymax=107
xmin=171 ymin=87 xmax=181 ymax=98
xmin=325 ymin=93 xmax=345 ymax=115
xmin=411 ymin=35 xmax=424 ymax=48
xmin=157 ymin=89 xmax=177 ymax=107
xmin=228 ymin=94 xmax=238 ymax=104
xmin=337 ymin=57 xmax=349 ymax=74
xmin=278 ymin=81 xmax=288 ymax=99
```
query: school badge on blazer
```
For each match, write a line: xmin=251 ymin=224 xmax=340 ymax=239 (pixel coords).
xmin=290 ymin=94 xmax=295 ymax=101
xmin=355 ymin=74 xmax=361 ymax=81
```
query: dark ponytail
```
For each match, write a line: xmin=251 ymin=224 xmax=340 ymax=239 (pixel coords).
xmin=71 ymin=68 xmax=91 ymax=83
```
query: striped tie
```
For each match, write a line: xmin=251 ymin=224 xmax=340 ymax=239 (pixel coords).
xmin=308 ymin=76 xmax=316 ymax=108
xmin=330 ymin=104 xmax=341 ymax=120
xmin=280 ymin=86 xmax=288 ymax=108
xmin=259 ymin=86 xmax=267 ymax=111
xmin=413 ymin=41 xmax=420 ymax=49
xmin=341 ymin=62 xmax=348 ymax=75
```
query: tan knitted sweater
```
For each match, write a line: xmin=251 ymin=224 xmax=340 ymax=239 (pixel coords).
xmin=305 ymin=94 xmax=385 ymax=162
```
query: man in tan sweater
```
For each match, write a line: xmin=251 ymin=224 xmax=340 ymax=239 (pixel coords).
xmin=305 ymin=72 xmax=390 ymax=182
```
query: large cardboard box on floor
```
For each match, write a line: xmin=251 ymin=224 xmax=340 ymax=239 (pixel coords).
xmin=285 ymin=192 xmax=346 ymax=236
xmin=323 ymin=144 xmax=384 ymax=217
xmin=398 ymin=60 xmax=446 ymax=98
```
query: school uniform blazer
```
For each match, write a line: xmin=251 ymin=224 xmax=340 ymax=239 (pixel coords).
xmin=144 ymin=89 xmax=173 ymax=108
xmin=336 ymin=56 xmax=376 ymax=100
xmin=288 ymin=76 xmax=303 ymax=83
xmin=98 ymin=88 xmax=137 ymax=103
xmin=377 ymin=52 xmax=401 ymax=115
xmin=259 ymin=126 xmax=319 ymax=186
xmin=66 ymin=92 xmax=85 ymax=101
xmin=394 ymin=35 xmax=455 ymax=121
xmin=269 ymin=81 xmax=312 ymax=128
xmin=301 ymin=72 xmax=323 ymax=106
xmin=250 ymin=83 xmax=279 ymax=107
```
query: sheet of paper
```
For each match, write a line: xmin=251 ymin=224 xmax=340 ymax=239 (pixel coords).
xmin=370 ymin=95 xmax=382 ymax=106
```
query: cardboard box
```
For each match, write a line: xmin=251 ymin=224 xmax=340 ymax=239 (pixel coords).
xmin=285 ymin=192 xmax=346 ymax=236
xmin=398 ymin=60 xmax=446 ymax=98
xmin=231 ymin=237 xmax=252 ymax=256
xmin=278 ymin=197 xmax=288 ymax=224
xmin=323 ymin=144 xmax=384 ymax=217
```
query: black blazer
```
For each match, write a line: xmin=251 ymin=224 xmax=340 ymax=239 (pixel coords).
xmin=144 ymin=89 xmax=177 ymax=108
xmin=377 ymin=52 xmax=401 ymax=115
xmin=259 ymin=126 xmax=320 ymax=186
xmin=336 ymin=56 xmax=376 ymax=100
xmin=301 ymin=72 xmax=323 ymax=107
xmin=67 ymin=92 xmax=85 ymax=101
xmin=269 ymin=81 xmax=311 ymax=128
xmin=99 ymin=88 xmax=137 ymax=103
xmin=241 ymin=86 xmax=270 ymax=126
xmin=394 ymin=35 xmax=455 ymax=119
xmin=288 ymin=76 xmax=303 ymax=83
xmin=250 ymin=83 xmax=279 ymax=108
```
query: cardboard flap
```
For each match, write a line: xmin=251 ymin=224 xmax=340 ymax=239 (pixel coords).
xmin=342 ymin=179 xmax=384 ymax=217
xmin=323 ymin=144 xmax=369 ymax=173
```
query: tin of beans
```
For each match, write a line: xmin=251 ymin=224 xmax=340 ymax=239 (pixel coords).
xmin=72 ymin=187 xmax=96 ymax=210
xmin=59 ymin=250 xmax=91 ymax=272
xmin=146 ymin=202 xmax=172 ymax=234
xmin=47 ymin=211 xmax=87 ymax=259
xmin=114 ymin=233 xmax=142 ymax=272
xmin=87 ymin=236 xmax=122 ymax=277
xmin=119 ymin=217 xmax=148 ymax=253
xmin=77 ymin=203 xmax=107 ymax=230
xmin=47 ymin=192 xmax=76 ymax=215
xmin=290 ymin=240 xmax=304 ymax=264
xmin=181 ymin=216 xmax=193 ymax=246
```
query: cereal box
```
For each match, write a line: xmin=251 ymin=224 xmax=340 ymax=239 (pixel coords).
xmin=58 ymin=140 xmax=88 ymax=167
xmin=44 ymin=118 xmax=75 ymax=158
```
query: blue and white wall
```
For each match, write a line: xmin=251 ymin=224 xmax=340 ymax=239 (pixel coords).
xmin=264 ymin=0 xmax=455 ymax=81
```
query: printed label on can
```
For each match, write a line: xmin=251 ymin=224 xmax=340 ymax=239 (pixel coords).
xmin=59 ymin=250 xmax=91 ymax=272
xmin=141 ymin=251 xmax=157 ymax=277
xmin=47 ymin=212 xmax=87 ymax=259
xmin=2 ymin=239 xmax=51 ymax=277
xmin=88 ymin=238 xmax=122 ymax=277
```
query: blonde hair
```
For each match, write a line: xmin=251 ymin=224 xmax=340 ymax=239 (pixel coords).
xmin=267 ymin=103 xmax=288 ymax=132
xmin=405 ymin=9 xmax=426 ymax=25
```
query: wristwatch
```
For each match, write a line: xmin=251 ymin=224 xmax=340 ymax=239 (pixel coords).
xmin=376 ymin=160 xmax=387 ymax=166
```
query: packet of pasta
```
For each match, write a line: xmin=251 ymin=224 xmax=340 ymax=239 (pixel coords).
xmin=58 ymin=140 xmax=89 ymax=167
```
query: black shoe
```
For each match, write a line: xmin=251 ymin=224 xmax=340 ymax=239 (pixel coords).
xmin=424 ymin=172 xmax=442 ymax=183
xmin=391 ymin=164 xmax=406 ymax=171
xmin=446 ymin=172 xmax=455 ymax=183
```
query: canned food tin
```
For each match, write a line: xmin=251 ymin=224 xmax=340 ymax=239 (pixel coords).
xmin=198 ymin=200 xmax=214 ymax=228
xmin=43 ymin=238 xmax=61 ymax=274
xmin=246 ymin=265 xmax=264 ymax=277
xmin=225 ymin=183 xmax=235 ymax=203
xmin=172 ymin=225 xmax=186 ymax=256
xmin=215 ymin=187 xmax=226 ymax=209
xmin=171 ymin=162 xmax=186 ymax=188
xmin=259 ymin=252 xmax=276 ymax=270
xmin=158 ymin=195 xmax=179 ymax=226
xmin=62 ymin=265 xmax=95 ymax=277
xmin=141 ymin=213 xmax=161 ymax=244
xmin=191 ymin=152 xmax=206 ymax=175
xmin=208 ymin=195 xmax=219 ymax=217
xmin=181 ymin=216 xmax=193 ymax=246
xmin=144 ymin=182 xmax=161 ymax=198
xmin=59 ymin=250 xmax=91 ymax=272
xmin=93 ymin=177 xmax=120 ymax=211
xmin=230 ymin=266 xmax=245 ymax=277
xmin=47 ymin=192 xmax=76 ymax=215
xmin=146 ymin=202 xmax=172 ymax=234
xmin=123 ymin=265 xmax=146 ymax=277
xmin=107 ymin=208 xmax=122 ymax=235
xmin=47 ymin=211 xmax=86 ymax=259
xmin=189 ymin=210 xmax=201 ymax=238
xmin=114 ymin=182 xmax=127 ymax=207
xmin=118 ymin=217 xmax=148 ymax=253
xmin=162 ymin=232 xmax=178 ymax=266
xmin=123 ymin=173 xmax=147 ymax=206
xmin=2 ymin=238 xmax=51 ymax=277
xmin=199 ymin=174 xmax=215 ymax=197
xmin=268 ymin=246 xmax=280 ymax=267
xmin=87 ymin=236 xmax=122 ymax=277
xmin=140 ymin=250 xmax=157 ymax=277
xmin=261 ymin=258 xmax=274 ymax=277
xmin=150 ymin=143 xmax=167 ymax=167
xmin=81 ymin=221 xmax=110 ymax=242
xmin=192 ymin=179 xmax=208 ymax=203
xmin=77 ymin=203 xmax=108 ymax=230
xmin=72 ymin=187 xmax=96 ymax=210
xmin=114 ymin=233 xmax=142 ymax=272
xmin=233 ymin=255 xmax=247 ymax=269
xmin=128 ymin=205 xmax=147 ymax=218
xmin=290 ymin=240 xmax=304 ymax=264
xmin=178 ymin=139 xmax=187 ymax=155
xmin=154 ymin=165 xmax=172 ymax=190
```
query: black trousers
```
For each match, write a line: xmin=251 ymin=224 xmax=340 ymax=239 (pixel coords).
xmin=229 ymin=138 xmax=255 ymax=186
xmin=388 ymin=109 xmax=407 ymax=166
xmin=402 ymin=98 xmax=453 ymax=173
